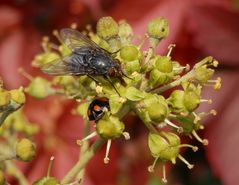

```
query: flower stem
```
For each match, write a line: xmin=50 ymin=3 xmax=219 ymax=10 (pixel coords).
xmin=61 ymin=139 xmax=105 ymax=184
xmin=6 ymin=161 xmax=29 ymax=185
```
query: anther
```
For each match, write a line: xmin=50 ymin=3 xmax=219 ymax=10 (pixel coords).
xmin=122 ymin=132 xmax=130 ymax=140
xmin=192 ymin=130 xmax=208 ymax=145
xmin=162 ymin=164 xmax=168 ymax=183
xmin=47 ymin=156 xmax=55 ymax=177
xmin=167 ymin=44 xmax=176 ymax=57
xmin=76 ymin=131 xmax=97 ymax=146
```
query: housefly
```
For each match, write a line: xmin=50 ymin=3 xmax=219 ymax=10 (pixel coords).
xmin=41 ymin=28 xmax=127 ymax=95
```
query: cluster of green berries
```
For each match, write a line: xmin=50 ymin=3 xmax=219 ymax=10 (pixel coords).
xmin=0 ymin=16 xmax=221 ymax=184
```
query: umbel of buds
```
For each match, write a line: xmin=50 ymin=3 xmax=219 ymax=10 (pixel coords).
xmin=15 ymin=15 xmax=221 ymax=184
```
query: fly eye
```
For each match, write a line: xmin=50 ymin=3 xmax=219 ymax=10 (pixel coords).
xmin=108 ymin=67 xmax=116 ymax=77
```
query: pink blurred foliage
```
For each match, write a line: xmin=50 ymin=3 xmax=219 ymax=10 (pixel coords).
xmin=0 ymin=0 xmax=239 ymax=184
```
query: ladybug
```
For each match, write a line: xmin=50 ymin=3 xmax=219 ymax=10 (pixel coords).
xmin=87 ymin=97 xmax=110 ymax=121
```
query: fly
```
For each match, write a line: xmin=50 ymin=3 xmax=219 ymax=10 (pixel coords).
xmin=41 ymin=28 xmax=128 ymax=95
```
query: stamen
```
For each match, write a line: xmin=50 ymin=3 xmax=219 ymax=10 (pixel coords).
xmin=122 ymin=132 xmax=130 ymax=140
xmin=165 ymin=119 xmax=183 ymax=133
xmin=179 ymin=144 xmax=198 ymax=152
xmin=200 ymin=99 xmax=212 ymax=104
xmin=42 ymin=36 xmax=50 ymax=52
xmin=167 ymin=44 xmax=176 ymax=57
xmin=18 ymin=68 xmax=34 ymax=81
xmin=162 ymin=164 xmax=167 ymax=183
xmin=192 ymin=130 xmax=208 ymax=145
xmin=178 ymin=154 xmax=194 ymax=169
xmin=192 ymin=112 xmax=200 ymax=124
xmin=173 ymin=64 xmax=190 ymax=72
xmin=104 ymin=139 xmax=112 ymax=164
xmin=47 ymin=156 xmax=55 ymax=177
xmin=52 ymin=30 xmax=63 ymax=44
xmin=76 ymin=131 xmax=97 ymax=146
xmin=148 ymin=157 xmax=159 ymax=173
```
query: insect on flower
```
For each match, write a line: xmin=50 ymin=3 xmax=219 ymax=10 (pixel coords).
xmin=87 ymin=97 xmax=110 ymax=121
xmin=41 ymin=28 xmax=128 ymax=95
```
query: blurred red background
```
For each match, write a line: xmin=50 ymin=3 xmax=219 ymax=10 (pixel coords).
xmin=0 ymin=0 xmax=239 ymax=185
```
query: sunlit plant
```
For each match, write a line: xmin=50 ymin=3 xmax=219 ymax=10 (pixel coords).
xmin=0 ymin=16 xmax=221 ymax=184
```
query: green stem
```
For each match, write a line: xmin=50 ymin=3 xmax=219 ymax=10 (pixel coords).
xmin=150 ymin=69 xmax=195 ymax=94
xmin=61 ymin=139 xmax=105 ymax=184
xmin=6 ymin=161 xmax=29 ymax=185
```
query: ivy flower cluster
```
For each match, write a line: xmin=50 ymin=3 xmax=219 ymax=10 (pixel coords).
xmin=0 ymin=16 xmax=221 ymax=185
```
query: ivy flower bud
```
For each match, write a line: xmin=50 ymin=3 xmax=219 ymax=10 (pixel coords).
xmin=120 ymin=45 xmax=139 ymax=62
xmin=32 ymin=52 xmax=60 ymax=67
xmin=0 ymin=90 xmax=11 ymax=107
xmin=137 ymin=94 xmax=169 ymax=124
xmin=183 ymin=90 xmax=200 ymax=112
xmin=149 ymin=69 xmax=173 ymax=88
xmin=10 ymin=87 xmax=26 ymax=104
xmin=167 ymin=90 xmax=185 ymax=113
xmin=155 ymin=56 xmax=173 ymax=73
xmin=26 ymin=77 xmax=54 ymax=99
xmin=97 ymin=16 xmax=119 ymax=40
xmin=118 ymin=21 xmax=133 ymax=44
xmin=195 ymin=65 xmax=214 ymax=84
xmin=147 ymin=18 xmax=169 ymax=39
xmin=16 ymin=138 xmax=36 ymax=162
xmin=96 ymin=115 xmax=125 ymax=139
xmin=148 ymin=132 xmax=180 ymax=163
xmin=0 ymin=170 xmax=5 ymax=185
xmin=147 ymin=17 xmax=169 ymax=47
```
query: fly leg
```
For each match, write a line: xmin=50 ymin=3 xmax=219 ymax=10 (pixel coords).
xmin=87 ymin=75 xmax=101 ymax=85
xmin=104 ymin=75 xmax=121 ymax=96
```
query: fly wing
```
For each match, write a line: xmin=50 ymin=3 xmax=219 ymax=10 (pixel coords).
xmin=41 ymin=55 xmax=85 ymax=76
xmin=60 ymin=28 xmax=102 ymax=52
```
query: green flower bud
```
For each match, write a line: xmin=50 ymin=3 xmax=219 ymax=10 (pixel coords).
xmin=147 ymin=18 xmax=169 ymax=39
xmin=120 ymin=45 xmax=139 ymax=62
xmin=10 ymin=87 xmax=26 ymax=104
xmin=0 ymin=170 xmax=5 ymax=185
xmin=33 ymin=177 xmax=59 ymax=185
xmin=26 ymin=77 xmax=54 ymax=99
xmin=16 ymin=138 xmax=36 ymax=162
xmin=32 ymin=52 xmax=60 ymax=67
xmin=167 ymin=90 xmax=185 ymax=113
xmin=0 ymin=90 xmax=11 ymax=107
xmin=96 ymin=115 xmax=125 ymax=139
xmin=137 ymin=94 xmax=169 ymax=124
xmin=155 ymin=56 xmax=173 ymax=73
xmin=183 ymin=90 xmax=200 ymax=112
xmin=97 ymin=17 xmax=119 ymax=40
xmin=195 ymin=65 xmax=214 ymax=84
xmin=118 ymin=21 xmax=133 ymax=40
xmin=52 ymin=76 xmax=75 ymax=86
xmin=176 ymin=115 xmax=200 ymax=134
xmin=148 ymin=132 xmax=180 ymax=163
xmin=149 ymin=69 xmax=173 ymax=88
xmin=124 ymin=60 xmax=141 ymax=74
